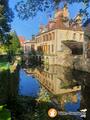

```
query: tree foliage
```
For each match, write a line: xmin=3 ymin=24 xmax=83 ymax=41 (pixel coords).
xmin=16 ymin=0 xmax=90 ymax=20
xmin=5 ymin=31 xmax=21 ymax=62
xmin=0 ymin=0 xmax=14 ymax=43
xmin=8 ymin=31 xmax=20 ymax=55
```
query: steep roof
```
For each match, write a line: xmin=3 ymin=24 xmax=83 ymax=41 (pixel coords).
xmin=18 ymin=36 xmax=25 ymax=44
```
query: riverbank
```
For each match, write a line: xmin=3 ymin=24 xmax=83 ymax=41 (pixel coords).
xmin=0 ymin=105 xmax=11 ymax=120
xmin=0 ymin=55 xmax=21 ymax=72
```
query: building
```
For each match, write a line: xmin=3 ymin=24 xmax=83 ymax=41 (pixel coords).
xmin=18 ymin=36 xmax=26 ymax=48
xmin=34 ymin=65 xmax=81 ymax=95
xmin=24 ymin=40 xmax=36 ymax=54
xmin=23 ymin=5 xmax=84 ymax=66
xmin=83 ymin=18 xmax=90 ymax=59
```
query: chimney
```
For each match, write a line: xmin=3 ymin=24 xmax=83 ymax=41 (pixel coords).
xmin=32 ymin=35 xmax=35 ymax=40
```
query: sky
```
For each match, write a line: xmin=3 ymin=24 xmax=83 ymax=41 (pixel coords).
xmin=9 ymin=0 xmax=90 ymax=40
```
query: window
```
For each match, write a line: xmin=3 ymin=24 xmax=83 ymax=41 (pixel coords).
xmin=46 ymin=34 xmax=48 ymax=41
xmin=43 ymin=35 xmax=45 ymax=41
xmin=42 ymin=45 xmax=44 ymax=52
xmin=49 ymin=33 xmax=52 ymax=40
xmin=36 ymin=38 xmax=38 ymax=42
xmin=39 ymin=37 xmax=40 ymax=42
xmin=52 ymin=32 xmax=55 ymax=40
xmin=48 ymin=45 xmax=50 ymax=54
xmin=73 ymin=33 xmax=76 ymax=40
xmin=52 ymin=44 xmax=54 ymax=53
xmin=31 ymin=45 xmax=35 ymax=50
xmin=51 ymin=74 xmax=53 ymax=80
xmin=43 ymin=45 xmax=45 ymax=52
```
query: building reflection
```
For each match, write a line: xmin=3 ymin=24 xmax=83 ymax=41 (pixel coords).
xmin=34 ymin=65 xmax=81 ymax=95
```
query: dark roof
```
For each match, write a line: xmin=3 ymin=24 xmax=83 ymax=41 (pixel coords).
xmin=62 ymin=40 xmax=83 ymax=55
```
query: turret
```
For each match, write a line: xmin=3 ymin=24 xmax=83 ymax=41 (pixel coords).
xmin=62 ymin=3 xmax=69 ymax=20
xmin=74 ymin=13 xmax=82 ymax=26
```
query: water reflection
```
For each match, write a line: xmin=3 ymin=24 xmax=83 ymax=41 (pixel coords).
xmin=18 ymin=65 xmax=90 ymax=119
xmin=34 ymin=65 xmax=81 ymax=95
xmin=19 ymin=65 xmax=81 ymax=109
xmin=64 ymin=92 xmax=81 ymax=112
xmin=19 ymin=69 xmax=40 ymax=97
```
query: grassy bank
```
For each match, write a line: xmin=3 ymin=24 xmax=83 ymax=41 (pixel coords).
xmin=0 ymin=62 xmax=9 ymax=70
xmin=0 ymin=105 xmax=11 ymax=120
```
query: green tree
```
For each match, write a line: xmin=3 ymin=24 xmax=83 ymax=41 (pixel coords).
xmin=0 ymin=0 xmax=14 ymax=43
xmin=7 ymin=31 xmax=21 ymax=56
xmin=15 ymin=0 xmax=90 ymax=20
xmin=6 ymin=31 xmax=21 ymax=62
xmin=9 ymin=32 xmax=20 ymax=54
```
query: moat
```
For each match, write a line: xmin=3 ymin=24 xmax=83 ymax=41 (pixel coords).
xmin=17 ymin=65 xmax=90 ymax=120
xmin=0 ymin=63 xmax=90 ymax=120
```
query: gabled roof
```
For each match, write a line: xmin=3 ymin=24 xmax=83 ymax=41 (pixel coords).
xmin=18 ymin=36 xmax=25 ymax=44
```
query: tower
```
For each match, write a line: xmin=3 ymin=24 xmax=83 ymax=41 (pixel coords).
xmin=75 ymin=13 xmax=82 ymax=26
xmin=62 ymin=3 xmax=69 ymax=21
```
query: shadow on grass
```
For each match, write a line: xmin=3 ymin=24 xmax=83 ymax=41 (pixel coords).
xmin=0 ymin=105 xmax=11 ymax=120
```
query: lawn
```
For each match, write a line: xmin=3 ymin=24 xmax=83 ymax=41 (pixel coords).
xmin=0 ymin=62 xmax=9 ymax=70
xmin=0 ymin=105 xmax=11 ymax=120
xmin=0 ymin=55 xmax=9 ymax=70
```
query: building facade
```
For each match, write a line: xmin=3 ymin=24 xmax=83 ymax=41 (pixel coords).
xmin=23 ymin=5 xmax=84 ymax=66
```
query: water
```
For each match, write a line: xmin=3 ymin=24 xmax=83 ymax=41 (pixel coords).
xmin=18 ymin=65 xmax=90 ymax=119
xmin=0 ymin=65 xmax=89 ymax=119
xmin=19 ymin=69 xmax=40 ymax=97
xmin=19 ymin=67 xmax=81 ymax=111
xmin=65 ymin=100 xmax=80 ymax=112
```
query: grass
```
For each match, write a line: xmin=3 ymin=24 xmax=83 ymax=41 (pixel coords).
xmin=0 ymin=62 xmax=9 ymax=70
xmin=0 ymin=57 xmax=9 ymax=70
xmin=0 ymin=57 xmax=11 ymax=71
xmin=0 ymin=56 xmax=20 ymax=72
xmin=0 ymin=62 xmax=15 ymax=72
xmin=0 ymin=105 xmax=11 ymax=120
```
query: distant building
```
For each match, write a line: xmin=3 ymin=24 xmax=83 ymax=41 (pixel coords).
xmin=24 ymin=40 xmax=36 ymax=54
xmin=18 ymin=36 xmax=25 ymax=48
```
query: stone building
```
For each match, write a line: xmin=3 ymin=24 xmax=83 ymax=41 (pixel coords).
xmin=83 ymin=18 xmax=90 ymax=59
xmin=23 ymin=5 xmax=84 ymax=67
xmin=23 ymin=40 xmax=36 ymax=54
xmin=34 ymin=65 xmax=81 ymax=95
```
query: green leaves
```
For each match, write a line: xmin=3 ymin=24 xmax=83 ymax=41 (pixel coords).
xmin=0 ymin=0 xmax=14 ymax=43
xmin=15 ymin=0 xmax=90 ymax=20
xmin=8 ymin=31 xmax=21 ymax=55
xmin=15 ymin=0 xmax=52 ymax=20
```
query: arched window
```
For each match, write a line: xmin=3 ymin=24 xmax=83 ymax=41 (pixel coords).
xmin=48 ymin=33 xmax=50 ymax=41
xmin=46 ymin=34 xmax=48 ymax=41
xmin=49 ymin=33 xmax=52 ymax=40
xmin=43 ymin=35 xmax=45 ymax=41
